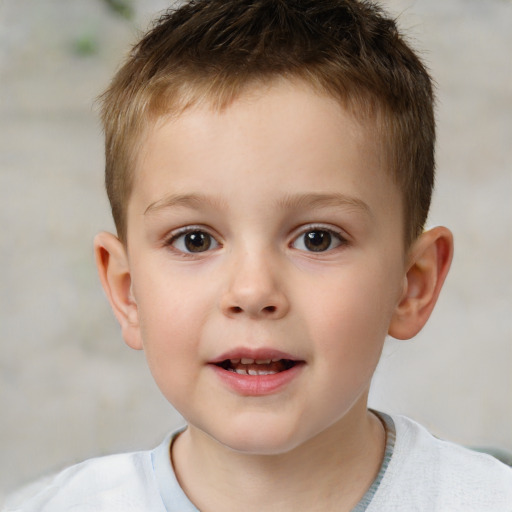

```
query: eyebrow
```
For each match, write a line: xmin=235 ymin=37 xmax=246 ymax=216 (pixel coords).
xmin=144 ymin=193 xmax=226 ymax=215
xmin=144 ymin=191 xmax=371 ymax=216
xmin=276 ymin=192 xmax=372 ymax=216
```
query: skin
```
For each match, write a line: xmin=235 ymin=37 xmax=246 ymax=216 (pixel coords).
xmin=95 ymin=80 xmax=453 ymax=511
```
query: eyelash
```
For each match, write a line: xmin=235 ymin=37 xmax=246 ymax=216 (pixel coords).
xmin=164 ymin=224 xmax=348 ymax=255
xmin=290 ymin=225 xmax=348 ymax=253
xmin=165 ymin=226 xmax=221 ymax=255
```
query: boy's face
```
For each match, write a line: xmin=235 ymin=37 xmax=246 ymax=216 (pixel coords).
xmin=123 ymin=81 xmax=407 ymax=454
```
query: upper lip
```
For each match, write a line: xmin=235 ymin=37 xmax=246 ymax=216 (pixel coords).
xmin=209 ymin=347 xmax=302 ymax=365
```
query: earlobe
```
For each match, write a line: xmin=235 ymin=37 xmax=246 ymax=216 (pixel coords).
xmin=94 ymin=232 xmax=143 ymax=350
xmin=388 ymin=226 xmax=454 ymax=340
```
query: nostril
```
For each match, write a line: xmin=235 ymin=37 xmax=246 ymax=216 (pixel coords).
xmin=224 ymin=304 xmax=281 ymax=317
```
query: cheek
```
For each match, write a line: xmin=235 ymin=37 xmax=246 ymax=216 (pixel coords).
xmin=304 ymin=262 xmax=402 ymax=360
xmin=132 ymin=271 xmax=213 ymax=389
xmin=135 ymin=263 xmax=212 ymax=335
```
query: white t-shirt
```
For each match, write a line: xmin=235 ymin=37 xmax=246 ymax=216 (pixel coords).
xmin=366 ymin=414 xmax=512 ymax=511
xmin=4 ymin=413 xmax=512 ymax=511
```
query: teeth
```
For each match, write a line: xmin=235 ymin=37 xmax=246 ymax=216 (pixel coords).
xmin=230 ymin=367 xmax=278 ymax=376
xmin=249 ymin=369 xmax=277 ymax=375
xmin=236 ymin=358 xmax=276 ymax=365
xmin=223 ymin=357 xmax=291 ymax=375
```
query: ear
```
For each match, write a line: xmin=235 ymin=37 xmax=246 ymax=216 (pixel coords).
xmin=94 ymin=232 xmax=143 ymax=350
xmin=388 ymin=226 xmax=453 ymax=340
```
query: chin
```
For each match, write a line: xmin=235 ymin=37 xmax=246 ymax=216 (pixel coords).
xmin=207 ymin=418 xmax=309 ymax=456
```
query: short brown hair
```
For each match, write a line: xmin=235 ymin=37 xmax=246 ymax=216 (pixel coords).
xmin=99 ymin=0 xmax=435 ymax=246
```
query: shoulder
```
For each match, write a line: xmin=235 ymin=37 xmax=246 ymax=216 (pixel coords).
xmin=3 ymin=449 xmax=166 ymax=512
xmin=370 ymin=413 xmax=512 ymax=511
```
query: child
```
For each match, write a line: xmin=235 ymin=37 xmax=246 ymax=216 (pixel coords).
xmin=6 ymin=0 xmax=512 ymax=510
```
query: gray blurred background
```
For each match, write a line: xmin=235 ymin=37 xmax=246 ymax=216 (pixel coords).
xmin=1 ymin=0 xmax=511 ymax=500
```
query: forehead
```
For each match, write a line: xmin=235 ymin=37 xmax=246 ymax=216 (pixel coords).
xmin=130 ymin=80 xmax=399 ymax=225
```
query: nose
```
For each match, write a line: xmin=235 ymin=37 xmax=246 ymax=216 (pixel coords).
xmin=220 ymin=250 xmax=289 ymax=320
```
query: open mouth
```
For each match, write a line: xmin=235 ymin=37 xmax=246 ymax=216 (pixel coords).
xmin=215 ymin=358 xmax=298 ymax=376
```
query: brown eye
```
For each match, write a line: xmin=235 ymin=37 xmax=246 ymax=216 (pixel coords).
xmin=292 ymin=228 xmax=343 ymax=253
xmin=304 ymin=230 xmax=332 ymax=252
xmin=184 ymin=231 xmax=211 ymax=252
xmin=170 ymin=229 xmax=218 ymax=253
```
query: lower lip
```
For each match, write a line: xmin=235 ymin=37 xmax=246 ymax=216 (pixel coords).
xmin=209 ymin=363 xmax=304 ymax=396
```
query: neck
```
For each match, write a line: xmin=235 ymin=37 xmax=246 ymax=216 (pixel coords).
xmin=171 ymin=406 xmax=386 ymax=512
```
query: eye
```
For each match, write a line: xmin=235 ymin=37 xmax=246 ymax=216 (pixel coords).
xmin=292 ymin=228 xmax=344 ymax=253
xmin=168 ymin=229 xmax=219 ymax=254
